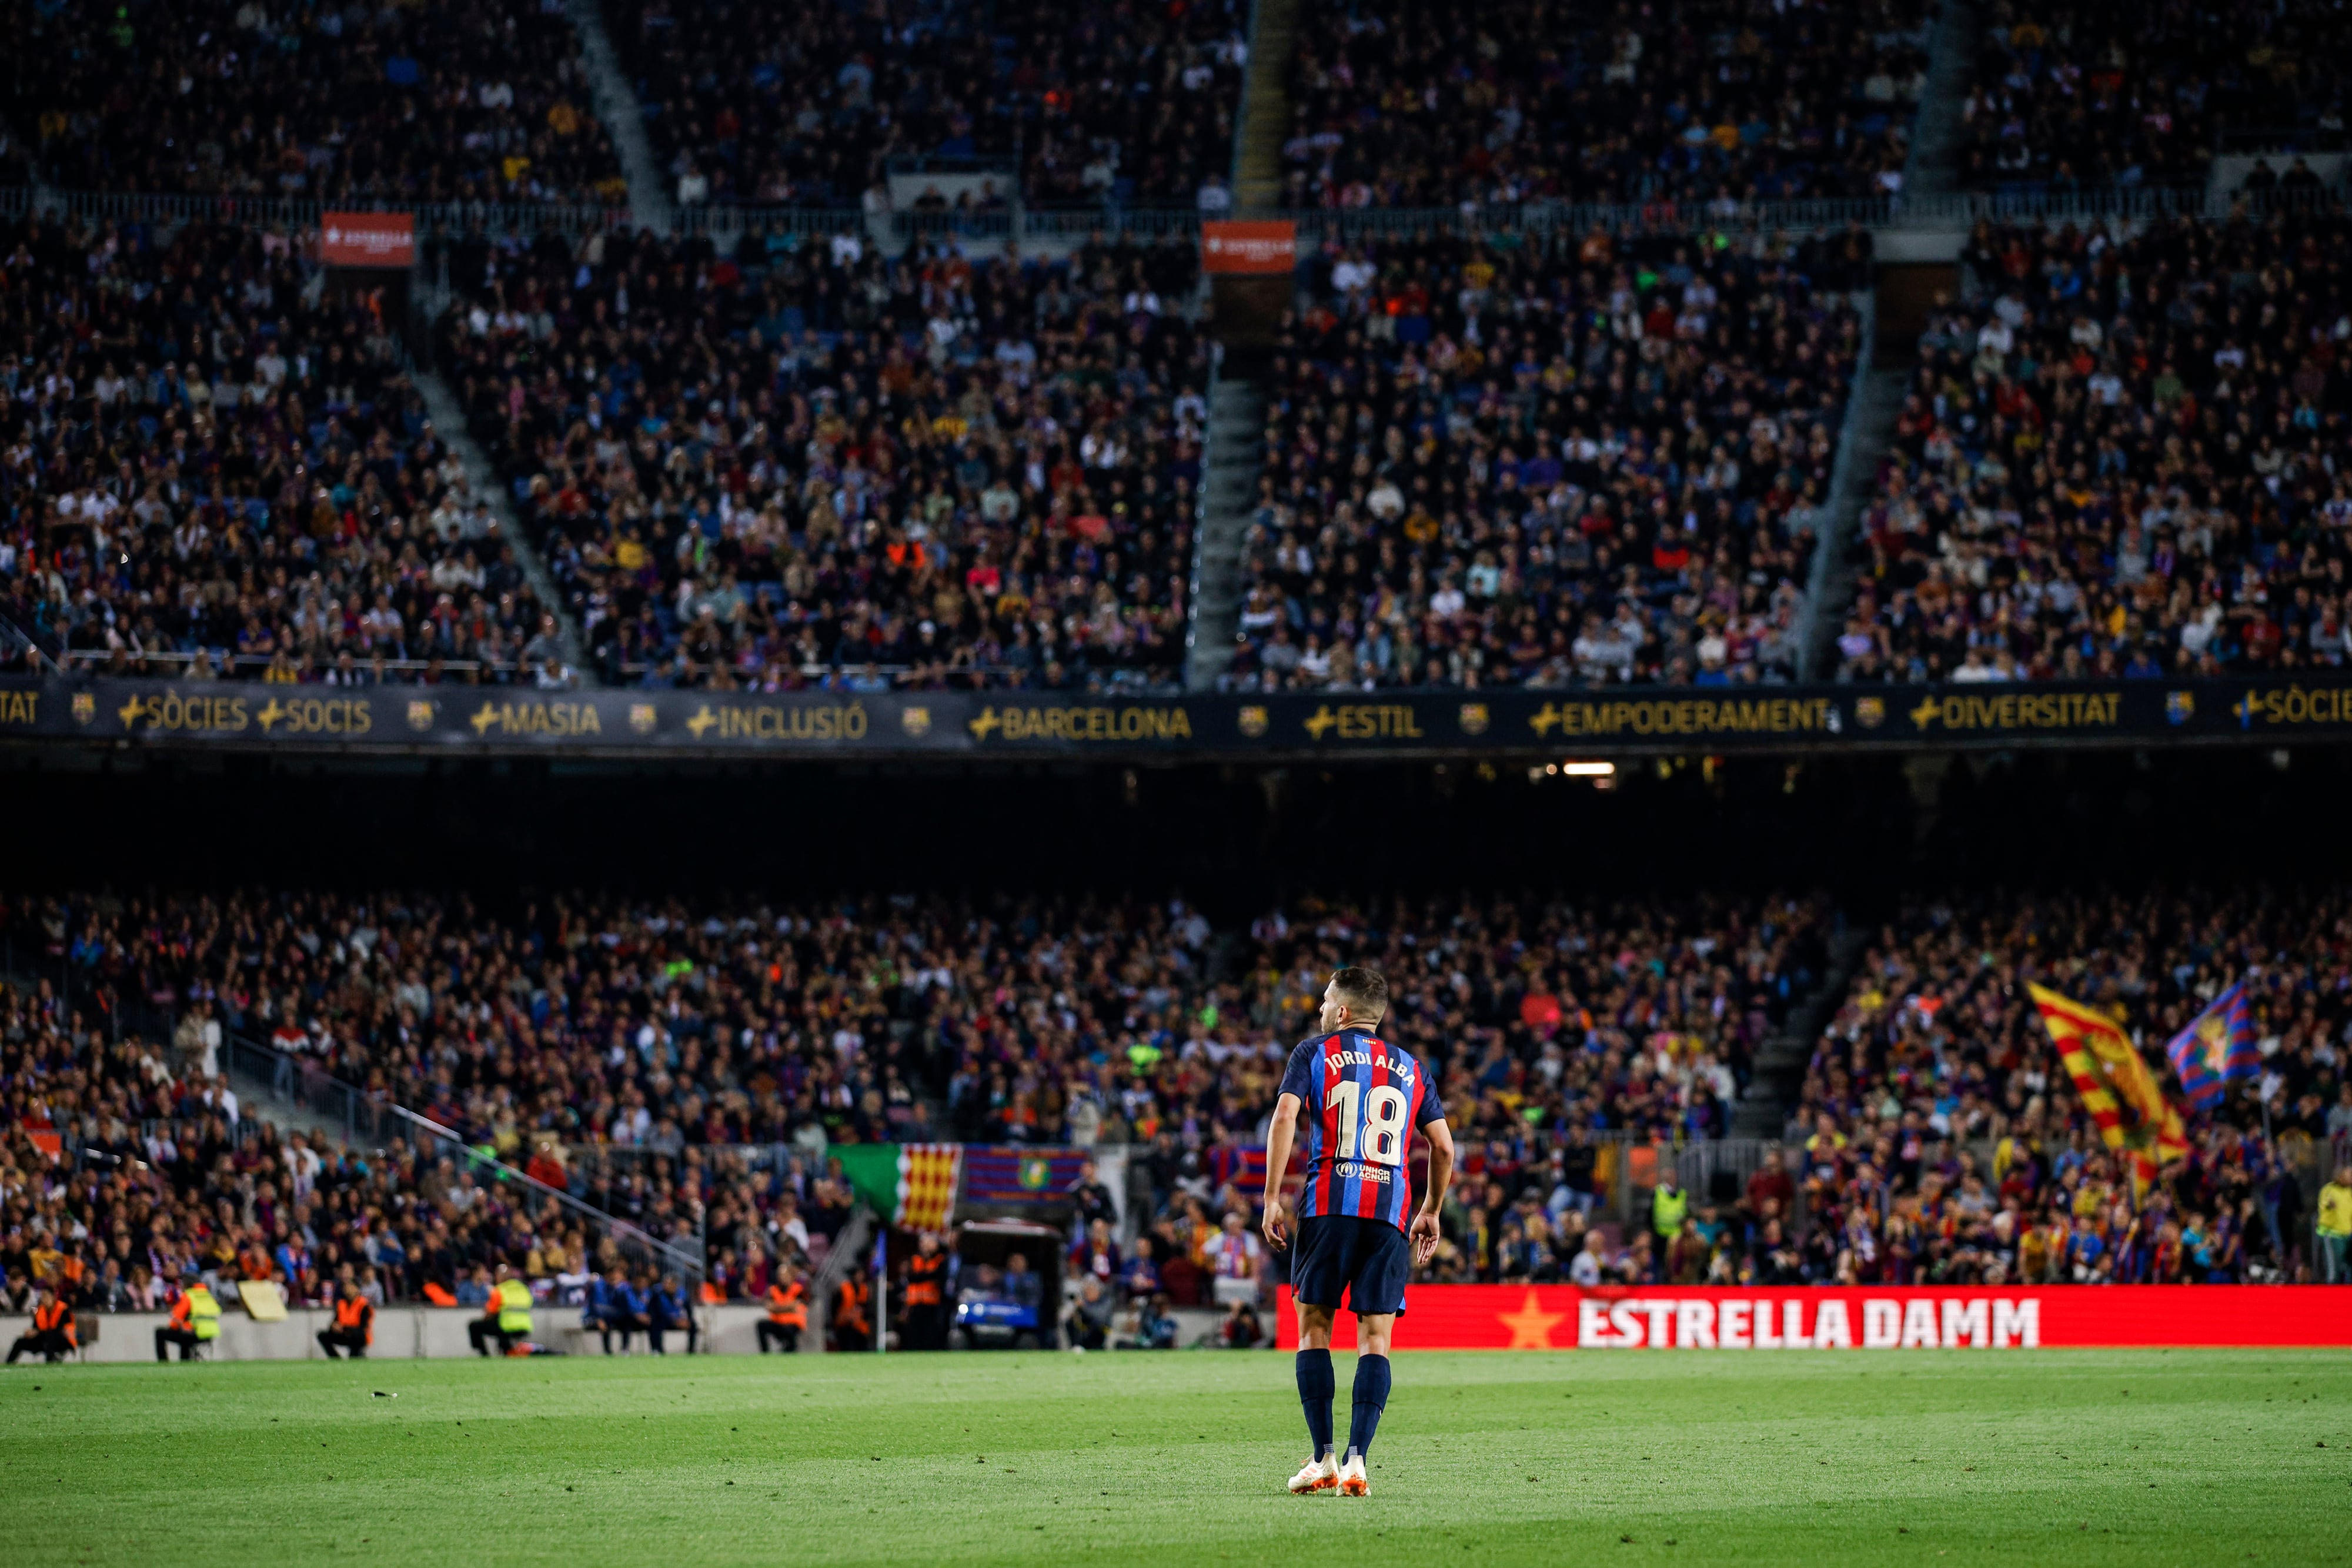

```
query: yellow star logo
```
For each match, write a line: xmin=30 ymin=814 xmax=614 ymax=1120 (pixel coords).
xmin=469 ymin=701 xmax=501 ymax=737
xmin=116 ymin=696 xmax=145 ymax=727
xmin=1304 ymin=705 xmax=1338 ymax=740
xmin=255 ymin=698 xmax=286 ymax=732
xmin=1495 ymin=1289 xmax=1568 ymax=1350
xmin=2233 ymin=688 xmax=2260 ymax=724
xmin=1529 ymin=703 xmax=1561 ymax=737
xmin=967 ymin=707 xmax=1001 ymax=740
xmin=1909 ymin=697 xmax=1942 ymax=730
xmin=685 ymin=705 xmax=718 ymax=739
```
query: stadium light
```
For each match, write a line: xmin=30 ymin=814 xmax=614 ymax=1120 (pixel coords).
xmin=1559 ymin=761 xmax=1615 ymax=777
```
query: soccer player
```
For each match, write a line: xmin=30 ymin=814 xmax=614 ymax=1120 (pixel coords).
xmin=1261 ymin=966 xmax=1454 ymax=1497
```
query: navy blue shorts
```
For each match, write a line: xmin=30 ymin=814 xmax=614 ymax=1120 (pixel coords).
xmin=1291 ymin=1215 xmax=1411 ymax=1316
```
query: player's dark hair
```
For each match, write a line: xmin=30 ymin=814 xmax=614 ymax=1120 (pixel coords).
xmin=1329 ymin=965 xmax=1389 ymax=1018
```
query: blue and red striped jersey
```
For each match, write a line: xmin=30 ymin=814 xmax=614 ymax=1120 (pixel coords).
xmin=1278 ymin=1027 xmax=1446 ymax=1232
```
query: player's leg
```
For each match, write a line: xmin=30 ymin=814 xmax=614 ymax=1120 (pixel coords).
xmin=1335 ymin=1219 xmax=1409 ymax=1496
xmin=1285 ymin=1216 xmax=1342 ymax=1493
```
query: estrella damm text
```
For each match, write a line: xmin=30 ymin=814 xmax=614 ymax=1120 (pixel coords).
xmin=966 ymin=704 xmax=1195 ymax=743
xmin=115 ymin=690 xmax=249 ymax=733
xmin=1302 ymin=703 xmax=1425 ymax=741
xmin=467 ymin=699 xmax=603 ymax=738
xmin=2236 ymin=684 xmax=2352 ymax=728
xmin=254 ymin=696 xmax=372 ymax=735
xmin=1906 ymin=691 xmax=2120 ymax=732
xmin=685 ymin=703 xmax=868 ymax=742
xmin=1532 ymin=696 xmax=1832 ymax=739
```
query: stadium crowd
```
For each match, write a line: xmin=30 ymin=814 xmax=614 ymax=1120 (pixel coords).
xmin=1838 ymin=209 xmax=2352 ymax=683
xmin=3 ymin=0 xmax=625 ymax=205
xmin=1770 ymin=888 xmax=2351 ymax=1286
xmin=0 ymin=214 xmax=568 ymax=683
xmin=1281 ymin=0 xmax=1932 ymax=212
xmin=1960 ymin=0 xmax=2351 ymax=193
xmin=0 ymin=976 xmax=631 ymax=1320
xmin=610 ymin=0 xmax=1246 ymax=212
xmin=437 ymin=228 xmax=1207 ymax=688
xmin=1227 ymin=228 xmax=1865 ymax=689
xmin=6 ymin=885 xmax=1825 ymax=1300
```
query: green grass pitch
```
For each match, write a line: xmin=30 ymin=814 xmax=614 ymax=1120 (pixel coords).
xmin=4 ymin=1349 xmax=2347 ymax=1565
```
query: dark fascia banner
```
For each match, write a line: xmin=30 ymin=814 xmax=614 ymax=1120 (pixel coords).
xmin=0 ymin=676 xmax=2347 ymax=760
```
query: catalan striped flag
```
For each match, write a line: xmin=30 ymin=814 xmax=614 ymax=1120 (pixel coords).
xmin=2163 ymin=984 xmax=2261 ymax=1111
xmin=2029 ymin=983 xmax=2189 ymax=1192
xmin=897 ymin=1143 xmax=962 ymax=1230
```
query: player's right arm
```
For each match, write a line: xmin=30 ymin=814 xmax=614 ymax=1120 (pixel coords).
xmin=1262 ymin=1038 xmax=1318 ymax=1252
xmin=1261 ymin=1091 xmax=1301 ymax=1252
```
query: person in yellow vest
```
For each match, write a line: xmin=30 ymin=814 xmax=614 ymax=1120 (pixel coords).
xmin=1651 ymin=1174 xmax=1690 ymax=1242
xmin=2319 ymin=1162 xmax=2352 ymax=1284
xmin=468 ymin=1265 xmax=534 ymax=1356
xmin=8 ymin=1284 xmax=76 ymax=1363
xmin=317 ymin=1275 xmax=376 ymax=1359
xmin=757 ymin=1266 xmax=808 ymax=1353
xmin=155 ymin=1279 xmax=220 ymax=1361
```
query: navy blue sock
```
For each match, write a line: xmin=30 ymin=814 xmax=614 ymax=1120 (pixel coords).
xmin=1347 ymin=1354 xmax=1391 ymax=1461
xmin=1295 ymin=1348 xmax=1335 ymax=1460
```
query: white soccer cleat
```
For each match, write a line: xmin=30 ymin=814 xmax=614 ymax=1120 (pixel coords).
xmin=1336 ymin=1453 xmax=1369 ymax=1496
xmin=1287 ymin=1455 xmax=1338 ymax=1494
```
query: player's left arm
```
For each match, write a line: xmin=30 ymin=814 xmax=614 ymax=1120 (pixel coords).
xmin=1409 ymin=1115 xmax=1456 ymax=1267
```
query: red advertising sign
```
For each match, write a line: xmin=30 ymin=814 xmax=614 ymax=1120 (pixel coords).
xmin=1202 ymin=220 xmax=1296 ymax=276
xmin=1277 ymin=1285 xmax=2352 ymax=1351
xmin=321 ymin=212 xmax=416 ymax=268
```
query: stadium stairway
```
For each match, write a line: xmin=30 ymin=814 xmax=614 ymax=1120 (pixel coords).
xmin=1230 ymin=0 xmax=1301 ymax=212
xmin=409 ymin=347 xmax=594 ymax=682
xmin=565 ymin=0 xmax=677 ymax=234
xmin=1900 ymin=0 xmax=1982 ymax=201
xmin=1793 ymin=296 xmax=1905 ymax=681
xmin=1184 ymin=356 xmax=1266 ymax=690
xmin=1729 ymin=921 xmax=1866 ymax=1138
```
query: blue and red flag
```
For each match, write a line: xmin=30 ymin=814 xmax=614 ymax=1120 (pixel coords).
xmin=961 ymin=1147 xmax=1093 ymax=1206
xmin=2163 ymin=982 xmax=2261 ymax=1111
xmin=1210 ymin=1145 xmax=1269 ymax=1190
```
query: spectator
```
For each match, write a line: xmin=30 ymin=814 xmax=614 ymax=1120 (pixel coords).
xmin=2321 ymin=1165 xmax=2352 ymax=1284
xmin=1068 ymin=1275 xmax=1114 ymax=1350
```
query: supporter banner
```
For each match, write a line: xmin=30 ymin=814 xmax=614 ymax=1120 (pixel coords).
xmin=1275 ymin=1285 xmax=2352 ymax=1351
xmin=962 ymin=1147 xmax=1093 ymax=1208
xmin=9 ymin=676 xmax=2352 ymax=758
xmin=1201 ymin=220 xmax=1297 ymax=275
xmin=320 ymin=211 xmax=415 ymax=267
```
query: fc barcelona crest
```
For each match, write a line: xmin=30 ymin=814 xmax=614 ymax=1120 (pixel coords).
xmin=1458 ymin=703 xmax=1490 ymax=736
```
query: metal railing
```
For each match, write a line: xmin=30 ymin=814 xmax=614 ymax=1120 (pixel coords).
xmin=9 ymin=179 xmax=2340 ymax=248
xmin=220 ymin=1031 xmax=706 ymax=1287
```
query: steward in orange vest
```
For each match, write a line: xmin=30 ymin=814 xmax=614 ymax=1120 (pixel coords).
xmin=318 ymin=1278 xmax=376 ymax=1360
xmin=756 ymin=1273 xmax=807 ymax=1354
xmin=831 ymin=1272 xmax=871 ymax=1352
xmin=901 ymin=1232 xmax=950 ymax=1352
xmin=8 ymin=1286 xmax=75 ymax=1364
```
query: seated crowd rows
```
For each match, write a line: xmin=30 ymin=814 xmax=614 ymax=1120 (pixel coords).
xmin=0 ymin=215 xmax=567 ymax=683
xmin=9 ymin=886 xmax=1822 ymax=1297
xmin=0 ymin=982 xmax=635 ymax=1316
xmin=437 ymin=228 xmax=1207 ymax=688
xmin=1228 ymin=228 xmax=1865 ymax=689
xmin=1781 ymin=887 xmax=2350 ymax=1285
xmin=1282 ymin=0 xmax=1932 ymax=212
xmin=612 ymin=0 xmax=1246 ymax=210
xmin=3 ymin=0 xmax=624 ymax=204
xmin=1838 ymin=210 xmax=2352 ymax=683
xmin=1960 ymin=0 xmax=2351 ymax=193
